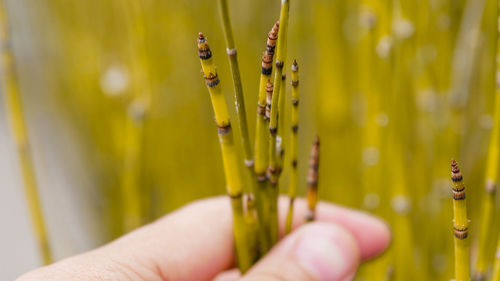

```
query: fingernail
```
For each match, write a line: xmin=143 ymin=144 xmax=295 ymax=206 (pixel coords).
xmin=292 ymin=223 xmax=359 ymax=281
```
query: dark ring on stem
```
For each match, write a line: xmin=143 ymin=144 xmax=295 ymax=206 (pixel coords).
xmin=229 ymin=192 xmax=243 ymax=200
xmin=292 ymin=99 xmax=299 ymax=106
xmin=452 ymin=176 xmax=463 ymax=182
xmin=281 ymin=74 xmax=286 ymax=80
xmin=292 ymin=125 xmax=298 ymax=133
xmin=199 ymin=49 xmax=212 ymax=60
xmin=205 ymin=74 xmax=220 ymax=87
xmin=453 ymin=227 xmax=468 ymax=239
xmin=275 ymin=60 xmax=284 ymax=69
xmin=270 ymin=127 xmax=277 ymax=135
xmin=452 ymin=190 xmax=466 ymax=200
xmin=257 ymin=104 xmax=266 ymax=115
xmin=292 ymin=80 xmax=299 ymax=87
xmin=218 ymin=123 xmax=232 ymax=135
xmin=262 ymin=67 xmax=272 ymax=75
xmin=292 ymin=159 xmax=297 ymax=168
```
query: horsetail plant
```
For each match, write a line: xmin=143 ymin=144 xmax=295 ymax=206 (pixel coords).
xmin=451 ymin=159 xmax=470 ymax=281
xmin=277 ymin=72 xmax=286 ymax=172
xmin=197 ymin=33 xmax=255 ymax=272
xmin=285 ymin=60 xmax=299 ymax=234
xmin=267 ymin=0 xmax=290 ymax=247
xmin=217 ymin=0 xmax=253 ymax=173
xmin=306 ymin=136 xmax=320 ymax=222
xmin=475 ymin=4 xmax=500 ymax=277
xmin=492 ymin=235 xmax=500 ymax=281
xmin=0 ymin=1 xmax=53 ymax=265
xmin=253 ymin=22 xmax=279 ymax=254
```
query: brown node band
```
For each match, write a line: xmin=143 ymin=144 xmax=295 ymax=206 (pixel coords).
xmin=270 ymin=127 xmax=277 ymax=135
xmin=292 ymin=159 xmax=297 ymax=168
xmin=292 ymin=80 xmax=299 ymax=87
xmin=218 ymin=123 xmax=232 ymax=135
xmin=292 ymin=125 xmax=298 ymax=133
xmin=229 ymin=192 xmax=243 ymax=200
xmin=452 ymin=190 xmax=466 ymax=200
xmin=292 ymin=99 xmax=299 ymax=106
xmin=198 ymin=49 xmax=212 ymax=60
xmin=453 ymin=227 xmax=468 ymax=239
xmin=257 ymin=104 xmax=266 ymax=115
xmin=275 ymin=60 xmax=284 ymax=69
xmin=204 ymin=73 xmax=220 ymax=87
xmin=451 ymin=175 xmax=463 ymax=182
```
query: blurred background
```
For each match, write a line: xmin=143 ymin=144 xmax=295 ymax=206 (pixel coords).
xmin=1 ymin=0 xmax=500 ymax=280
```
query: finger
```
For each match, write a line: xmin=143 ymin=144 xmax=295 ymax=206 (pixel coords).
xmin=242 ymin=222 xmax=360 ymax=281
xmin=279 ymin=198 xmax=391 ymax=260
xmin=18 ymin=196 xmax=389 ymax=281
xmin=213 ymin=269 xmax=241 ymax=281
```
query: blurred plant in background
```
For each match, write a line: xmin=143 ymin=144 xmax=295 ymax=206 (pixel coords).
xmin=1 ymin=0 xmax=500 ymax=280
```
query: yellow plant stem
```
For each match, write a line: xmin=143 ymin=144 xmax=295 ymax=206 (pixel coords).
xmin=305 ymin=136 xmax=320 ymax=222
xmin=121 ymin=0 xmax=153 ymax=231
xmin=217 ymin=0 xmax=253 ymax=173
xmin=285 ymin=60 xmax=299 ymax=234
xmin=492 ymin=236 xmax=500 ymax=281
xmin=0 ymin=2 xmax=52 ymax=265
xmin=198 ymin=33 xmax=254 ymax=272
xmin=253 ymin=22 xmax=279 ymax=254
xmin=277 ymin=73 xmax=286 ymax=173
xmin=268 ymin=0 xmax=290 ymax=247
xmin=451 ymin=159 xmax=470 ymax=281
xmin=475 ymin=4 xmax=500 ymax=276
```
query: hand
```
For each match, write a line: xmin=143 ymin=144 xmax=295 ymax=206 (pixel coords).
xmin=17 ymin=196 xmax=390 ymax=281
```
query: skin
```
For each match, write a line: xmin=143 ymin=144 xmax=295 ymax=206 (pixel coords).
xmin=17 ymin=196 xmax=391 ymax=281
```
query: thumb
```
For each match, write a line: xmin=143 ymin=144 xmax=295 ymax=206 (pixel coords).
xmin=241 ymin=222 xmax=360 ymax=281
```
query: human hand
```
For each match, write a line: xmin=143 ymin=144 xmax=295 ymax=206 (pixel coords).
xmin=17 ymin=196 xmax=390 ymax=281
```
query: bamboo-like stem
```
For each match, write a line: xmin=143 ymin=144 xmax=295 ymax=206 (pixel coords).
xmin=451 ymin=159 xmax=470 ymax=281
xmin=217 ymin=0 xmax=253 ymax=170
xmin=305 ymin=136 xmax=320 ymax=222
xmin=197 ymin=33 xmax=254 ymax=272
xmin=0 ymin=2 xmax=52 ymax=265
xmin=254 ymin=22 xmax=279 ymax=254
xmin=267 ymin=0 xmax=290 ymax=247
xmin=277 ymin=73 xmax=286 ymax=171
xmin=285 ymin=60 xmax=299 ymax=234
xmin=121 ymin=0 xmax=153 ymax=231
xmin=492 ymin=235 xmax=500 ymax=281
xmin=475 ymin=2 xmax=500 ymax=278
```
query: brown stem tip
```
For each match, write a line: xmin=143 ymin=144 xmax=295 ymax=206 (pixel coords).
xmin=451 ymin=158 xmax=463 ymax=183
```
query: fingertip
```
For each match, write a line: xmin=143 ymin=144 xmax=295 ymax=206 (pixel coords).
xmin=282 ymin=222 xmax=361 ymax=281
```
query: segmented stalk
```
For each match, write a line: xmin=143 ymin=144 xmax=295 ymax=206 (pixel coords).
xmin=475 ymin=2 xmax=500 ymax=277
xmin=305 ymin=136 xmax=320 ymax=222
xmin=267 ymin=0 xmax=290 ymax=247
xmin=254 ymin=23 xmax=279 ymax=254
xmin=217 ymin=0 xmax=253 ymax=170
xmin=492 ymin=236 xmax=500 ymax=281
xmin=277 ymin=73 xmax=286 ymax=172
xmin=451 ymin=159 xmax=470 ymax=281
xmin=197 ymin=33 xmax=254 ymax=272
xmin=285 ymin=60 xmax=299 ymax=234
xmin=0 ymin=2 xmax=52 ymax=265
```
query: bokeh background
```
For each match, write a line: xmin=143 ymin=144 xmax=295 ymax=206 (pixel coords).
xmin=1 ymin=0 xmax=500 ymax=280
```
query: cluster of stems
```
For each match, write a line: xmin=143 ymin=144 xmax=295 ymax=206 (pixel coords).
xmin=197 ymin=0 xmax=322 ymax=272
xmin=0 ymin=1 xmax=52 ymax=265
xmin=451 ymin=159 xmax=470 ymax=281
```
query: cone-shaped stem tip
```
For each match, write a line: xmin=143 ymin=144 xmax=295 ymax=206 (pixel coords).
xmin=198 ymin=32 xmax=206 ymax=42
